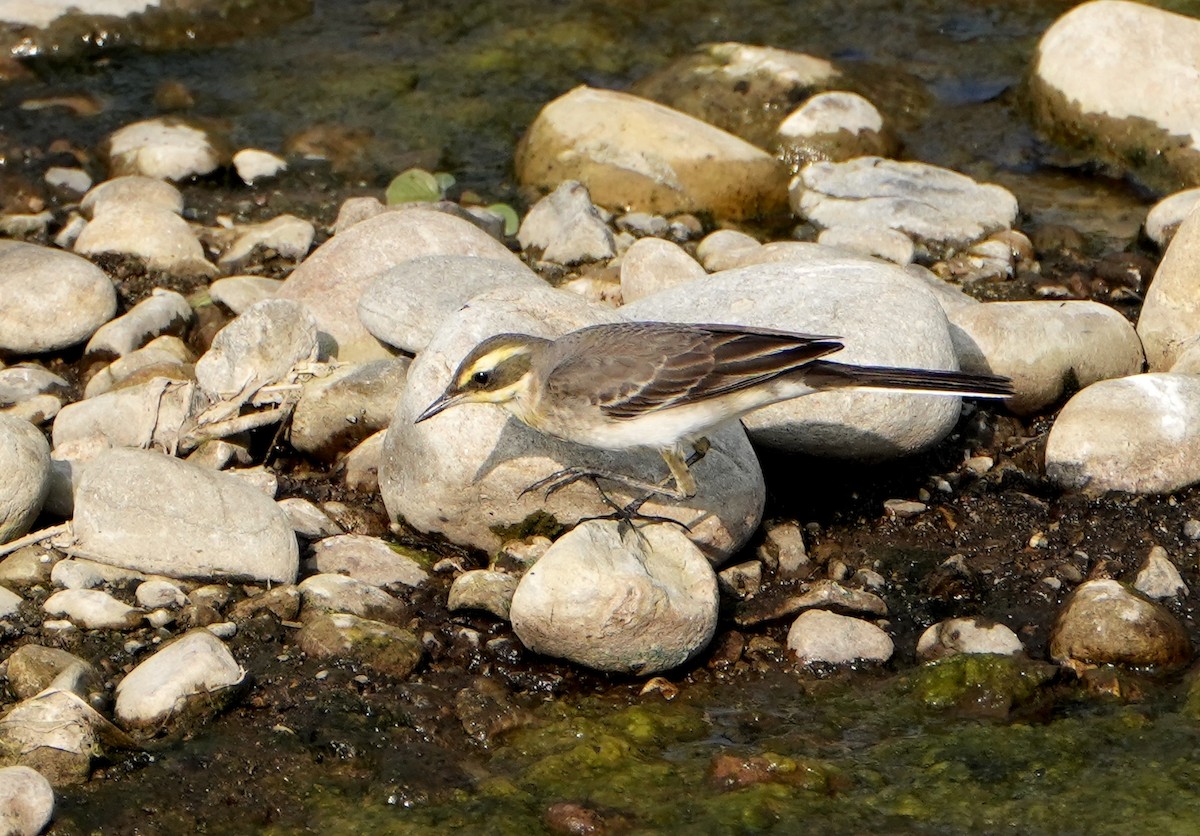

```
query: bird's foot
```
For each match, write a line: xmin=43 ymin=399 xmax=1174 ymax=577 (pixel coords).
xmin=519 ymin=467 xmax=683 ymax=501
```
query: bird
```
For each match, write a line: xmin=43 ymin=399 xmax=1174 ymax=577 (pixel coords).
xmin=414 ymin=321 xmax=1014 ymax=502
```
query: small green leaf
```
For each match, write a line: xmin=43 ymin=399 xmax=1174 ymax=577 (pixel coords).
xmin=485 ymin=202 xmax=520 ymax=236
xmin=434 ymin=171 xmax=457 ymax=193
xmin=385 ymin=168 xmax=443 ymax=204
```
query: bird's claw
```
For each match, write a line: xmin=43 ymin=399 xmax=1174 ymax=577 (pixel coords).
xmin=519 ymin=466 xmax=599 ymax=500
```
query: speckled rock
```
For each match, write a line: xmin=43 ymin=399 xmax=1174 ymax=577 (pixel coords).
xmin=305 ymin=534 xmax=427 ymax=589
xmin=517 ymin=180 xmax=616 ymax=265
xmin=0 ymin=764 xmax=54 ymax=835
xmin=296 ymin=613 xmax=422 ymax=679
xmin=0 ymin=242 xmax=117 ymax=354
xmin=1049 ymin=579 xmax=1191 ymax=669
xmin=1045 ymin=374 xmax=1200 ymax=494
xmin=0 ymin=415 xmax=51 ymax=544
xmin=297 ymin=573 xmax=407 ymax=624
xmin=195 ymin=299 xmax=320 ymax=402
xmin=619 ymin=237 xmax=707 ymax=304
xmin=447 ymin=570 xmax=520 ymax=620
xmin=1134 ymin=546 xmax=1189 ymax=599
xmin=509 ymin=521 xmax=718 ymax=674
xmin=290 ymin=358 xmax=409 ymax=460
xmin=916 ymin=617 xmax=1025 ymax=661
xmin=787 ymin=609 xmax=893 ymax=665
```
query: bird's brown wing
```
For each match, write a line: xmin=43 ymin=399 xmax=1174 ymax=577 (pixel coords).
xmin=542 ymin=322 xmax=843 ymax=419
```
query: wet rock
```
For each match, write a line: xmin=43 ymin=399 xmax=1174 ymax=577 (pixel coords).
xmin=775 ymin=91 xmax=895 ymax=171
xmin=83 ymin=335 xmax=194 ymax=399
xmin=756 ymin=520 xmax=809 ymax=577
xmin=219 ymin=214 xmax=315 ymax=267
xmin=107 ymin=118 xmax=220 ymax=181
xmin=74 ymin=203 xmax=215 ymax=276
xmin=195 ymin=298 xmax=320 ymax=402
xmin=0 ymin=415 xmax=50 ymax=544
xmin=791 ymin=157 xmax=1019 ymax=256
xmin=0 ymin=688 xmax=131 ymax=786
xmin=514 ymin=85 xmax=787 ymax=222
xmin=916 ymin=617 xmax=1025 ymax=661
xmin=1134 ymin=546 xmax=1189 ymax=600
xmin=510 ymin=521 xmax=718 ymax=674
xmin=379 ymin=286 xmax=764 ymax=561
xmin=787 ymin=610 xmax=893 ymax=665
xmin=817 ymin=225 xmax=915 ymax=265
xmin=232 ymin=148 xmax=286 ymax=184
xmin=949 ymin=300 xmax=1143 ymax=415
xmin=114 ymin=629 xmax=245 ymax=735
xmin=290 ymin=358 xmax=409 ymax=460
xmin=276 ymin=498 xmax=343 ymax=539
xmin=717 ymin=561 xmax=762 ymax=600
xmin=911 ymin=653 xmax=1058 ymax=716
xmin=517 ymin=180 xmax=616 ymax=265
xmin=227 ymin=585 xmax=300 ymax=623
xmin=735 ymin=578 xmax=887 ymax=627
xmin=0 ymin=242 xmax=117 ymax=354
xmin=296 ymin=613 xmax=422 ymax=679
xmin=619 ymin=237 xmax=707 ymax=304
xmin=5 ymin=646 xmax=100 ymax=702
xmin=1045 ymin=373 xmax=1200 ymax=494
xmin=342 ymin=430 xmax=385 ymax=492
xmin=42 ymin=589 xmax=142 ymax=630
xmin=622 ymin=248 xmax=965 ymax=459
xmin=0 ymin=764 xmax=54 ymax=835
xmin=81 ymin=175 xmax=184 ymax=218
xmin=358 ymin=255 xmax=544 ymax=355
xmin=72 ymin=448 xmax=299 ymax=584
xmin=631 ymin=42 xmax=841 ymax=148
xmin=51 ymin=377 xmax=195 ymax=462
xmin=695 ymin=229 xmax=760 ymax=272
xmin=208 ymin=275 xmax=282 ymax=314
xmin=1139 ymin=206 xmax=1200 ymax=370
xmin=1032 ymin=0 xmax=1200 ymax=193
xmin=306 ymin=534 xmax=427 ymax=589
xmin=277 ymin=208 xmax=525 ymax=359
xmin=84 ymin=288 xmax=193 ymax=362
xmin=447 ymin=570 xmax=520 ymax=620
xmin=1049 ymin=579 xmax=1192 ymax=669
xmin=297 ymin=573 xmax=407 ymax=624
xmin=1144 ymin=188 xmax=1200 ymax=248
xmin=0 ymin=548 xmax=54 ymax=589
xmin=45 ymin=165 xmax=91 ymax=193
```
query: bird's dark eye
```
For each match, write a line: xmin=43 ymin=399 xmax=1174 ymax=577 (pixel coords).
xmin=471 ymin=370 xmax=492 ymax=386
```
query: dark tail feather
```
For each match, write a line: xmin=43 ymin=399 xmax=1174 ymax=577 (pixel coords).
xmin=806 ymin=360 xmax=1014 ymax=398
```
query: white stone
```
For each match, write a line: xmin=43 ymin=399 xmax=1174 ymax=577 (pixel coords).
xmin=83 ymin=335 xmax=194 ymax=399
xmin=306 ymin=534 xmax=427 ymax=588
xmin=82 ymin=176 xmax=184 ymax=218
xmin=949 ymin=300 xmax=1144 ymax=415
xmin=379 ymin=285 xmax=764 ymax=561
xmin=195 ymin=299 xmax=320 ymax=402
xmin=208 ymin=275 xmax=283 ymax=314
xmin=84 ymin=288 xmax=192 ymax=360
xmin=447 ymin=570 xmax=520 ymax=620
xmin=290 ymin=358 xmax=409 ymax=460
xmin=107 ymin=118 xmax=219 ymax=181
xmin=50 ymin=558 xmax=144 ymax=590
xmin=695 ymin=229 xmax=761 ymax=272
xmin=915 ymin=617 xmax=1025 ymax=661
xmin=622 ymin=247 xmax=965 ymax=458
xmin=45 ymin=166 xmax=92 ymax=193
xmin=51 ymin=378 xmax=195 ymax=463
xmin=0 ymin=242 xmax=117 ymax=354
xmin=0 ymin=415 xmax=50 ymax=544
xmin=72 ymin=448 xmax=299 ymax=583
xmin=1145 ymin=189 xmax=1200 ymax=248
xmin=517 ymin=180 xmax=616 ymax=264
xmin=787 ymin=609 xmax=893 ymax=664
xmin=1139 ymin=206 xmax=1200 ymax=370
xmin=233 ymin=148 xmax=287 ymax=184
xmin=817 ymin=226 xmax=914 ymax=265
xmin=1046 ymin=374 xmax=1200 ymax=494
xmin=276 ymin=498 xmax=343 ymax=539
xmin=0 ymin=366 xmax=69 ymax=408
xmin=0 ymin=764 xmax=54 ymax=835
xmin=619 ymin=237 xmax=707 ymax=304
xmin=779 ymin=91 xmax=883 ymax=139
xmin=219 ymin=214 xmax=315 ymax=266
xmin=276 ymin=208 xmax=525 ymax=359
xmin=0 ymin=0 xmax=164 ymax=29
xmin=42 ymin=589 xmax=142 ymax=630
xmin=343 ymin=430 xmax=385 ymax=493
xmin=0 ymin=688 xmax=125 ymax=785
xmin=0 ymin=586 xmax=22 ymax=619
xmin=514 ymin=86 xmax=786 ymax=222
xmin=1134 ymin=545 xmax=1189 ymax=599
xmin=509 ymin=521 xmax=718 ymax=674
xmin=135 ymin=579 xmax=187 ymax=609
xmin=114 ymin=629 xmax=245 ymax=729
xmin=297 ymin=573 xmax=406 ymax=624
xmin=74 ymin=204 xmax=215 ymax=276
xmin=791 ymin=157 xmax=1018 ymax=253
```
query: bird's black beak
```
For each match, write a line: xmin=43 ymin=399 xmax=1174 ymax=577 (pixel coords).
xmin=414 ymin=390 xmax=462 ymax=424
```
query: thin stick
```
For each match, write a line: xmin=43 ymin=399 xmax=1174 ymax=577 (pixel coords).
xmin=0 ymin=522 xmax=70 ymax=558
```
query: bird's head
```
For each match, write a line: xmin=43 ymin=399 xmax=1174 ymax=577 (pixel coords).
xmin=415 ymin=333 xmax=549 ymax=423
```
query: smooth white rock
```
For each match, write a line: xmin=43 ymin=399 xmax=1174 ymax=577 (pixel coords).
xmin=791 ymin=157 xmax=1018 ymax=252
xmin=776 ymin=91 xmax=893 ymax=168
xmin=45 ymin=166 xmax=91 ymax=193
xmin=695 ymin=229 xmax=761 ymax=272
xmin=135 ymin=579 xmax=188 ymax=609
xmin=0 ymin=366 xmax=70 ymax=407
xmin=194 ymin=299 xmax=320 ymax=402
xmin=1145 ymin=189 xmax=1200 ymax=248
xmin=74 ymin=204 xmax=215 ymax=276
xmin=787 ymin=609 xmax=894 ymax=664
xmin=1139 ymin=204 xmax=1200 ymax=370
xmin=1045 ymin=373 xmax=1200 ymax=494
xmin=342 ymin=430 xmax=385 ymax=493
xmin=84 ymin=288 xmax=192 ymax=360
xmin=208 ymin=275 xmax=283 ymax=314
xmin=949 ymin=300 xmax=1145 ymax=415
xmin=276 ymin=208 xmax=525 ymax=359
xmin=232 ymin=148 xmax=287 ymax=184
xmin=51 ymin=378 xmax=195 ymax=463
xmin=219 ymin=214 xmax=315 ymax=266
xmin=276 ymin=497 xmax=343 ymax=539
xmin=447 ymin=570 xmax=520 ymax=620
xmin=72 ymin=448 xmax=299 ymax=583
xmin=0 ymin=585 xmax=22 ymax=619
xmin=290 ymin=358 xmax=410 ymax=460
xmin=306 ymin=534 xmax=428 ymax=589
xmin=915 ymin=617 xmax=1025 ymax=661
xmin=0 ymin=415 xmax=51 ymax=543
xmin=619 ymin=237 xmax=707 ymax=304
xmin=509 ymin=521 xmax=718 ymax=674
xmin=297 ymin=573 xmax=407 ymax=624
xmin=379 ymin=285 xmax=764 ymax=561
xmin=50 ymin=557 xmax=144 ymax=590
xmin=81 ymin=175 xmax=184 ymax=218
xmin=114 ymin=629 xmax=245 ymax=729
xmin=42 ymin=589 xmax=142 ymax=630
xmin=0 ymin=688 xmax=125 ymax=785
xmin=817 ymin=225 xmax=915 ymax=265
xmin=622 ymin=249 xmax=964 ymax=458
xmin=358 ymin=255 xmax=545 ymax=354
xmin=1134 ymin=545 xmax=1189 ymax=599
xmin=0 ymin=765 xmax=54 ymax=835
xmin=83 ymin=334 xmax=194 ymax=399
xmin=107 ymin=118 xmax=220 ymax=181
xmin=0 ymin=242 xmax=117 ymax=354
xmin=517 ymin=180 xmax=616 ymax=264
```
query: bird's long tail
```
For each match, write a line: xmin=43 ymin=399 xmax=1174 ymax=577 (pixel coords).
xmin=805 ymin=360 xmax=1014 ymax=398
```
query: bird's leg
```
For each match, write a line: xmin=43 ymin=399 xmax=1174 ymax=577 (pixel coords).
xmin=620 ymin=439 xmax=710 ymax=518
